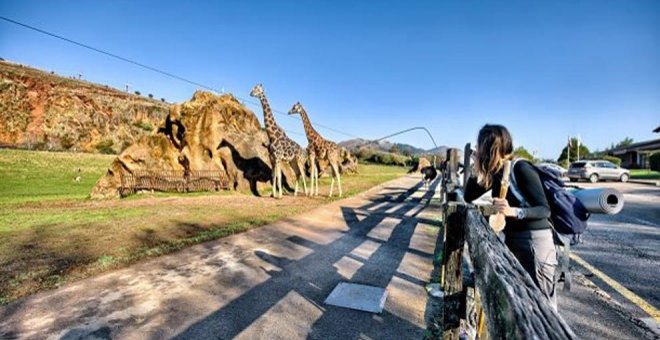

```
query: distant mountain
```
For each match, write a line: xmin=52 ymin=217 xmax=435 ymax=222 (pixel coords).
xmin=339 ymin=138 xmax=455 ymax=157
xmin=339 ymin=138 xmax=426 ymax=155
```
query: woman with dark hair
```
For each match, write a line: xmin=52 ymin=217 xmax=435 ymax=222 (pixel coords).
xmin=464 ymin=124 xmax=558 ymax=310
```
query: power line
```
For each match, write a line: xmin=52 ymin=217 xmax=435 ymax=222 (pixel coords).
xmin=0 ymin=15 xmax=359 ymax=139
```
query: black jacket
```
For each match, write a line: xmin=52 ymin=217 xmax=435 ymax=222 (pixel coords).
xmin=464 ymin=160 xmax=552 ymax=232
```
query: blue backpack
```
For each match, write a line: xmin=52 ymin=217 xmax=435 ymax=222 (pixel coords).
xmin=508 ymin=159 xmax=590 ymax=238
xmin=508 ymin=159 xmax=590 ymax=290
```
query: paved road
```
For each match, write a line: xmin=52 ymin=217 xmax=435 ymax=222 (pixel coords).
xmin=0 ymin=175 xmax=443 ymax=340
xmin=558 ymin=181 xmax=660 ymax=339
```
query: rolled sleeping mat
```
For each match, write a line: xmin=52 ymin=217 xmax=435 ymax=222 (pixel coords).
xmin=571 ymin=188 xmax=624 ymax=215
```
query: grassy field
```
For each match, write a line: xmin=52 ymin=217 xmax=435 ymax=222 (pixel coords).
xmin=0 ymin=148 xmax=407 ymax=304
xmin=629 ymin=169 xmax=660 ymax=180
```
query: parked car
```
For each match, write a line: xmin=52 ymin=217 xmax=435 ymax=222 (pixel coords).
xmin=538 ymin=163 xmax=568 ymax=178
xmin=567 ymin=160 xmax=630 ymax=183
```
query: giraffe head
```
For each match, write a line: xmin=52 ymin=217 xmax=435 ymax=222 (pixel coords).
xmin=250 ymin=83 xmax=265 ymax=98
xmin=288 ymin=102 xmax=304 ymax=115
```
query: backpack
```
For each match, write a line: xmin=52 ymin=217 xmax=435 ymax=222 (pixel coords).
xmin=507 ymin=159 xmax=591 ymax=290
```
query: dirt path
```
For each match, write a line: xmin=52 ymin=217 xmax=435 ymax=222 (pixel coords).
xmin=0 ymin=174 xmax=442 ymax=340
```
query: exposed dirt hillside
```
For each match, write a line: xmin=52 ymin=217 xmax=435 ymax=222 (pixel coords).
xmin=0 ymin=60 xmax=168 ymax=154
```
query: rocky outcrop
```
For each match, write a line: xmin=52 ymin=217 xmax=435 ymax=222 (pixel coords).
xmin=0 ymin=60 xmax=167 ymax=153
xmin=91 ymin=91 xmax=292 ymax=198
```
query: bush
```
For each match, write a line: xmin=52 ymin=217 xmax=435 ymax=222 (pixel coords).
xmin=95 ymin=139 xmax=116 ymax=154
xmin=650 ymin=153 xmax=660 ymax=171
xmin=133 ymin=120 xmax=154 ymax=132
xmin=603 ymin=155 xmax=622 ymax=167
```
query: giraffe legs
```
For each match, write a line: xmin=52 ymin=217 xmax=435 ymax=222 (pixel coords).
xmin=272 ymin=161 xmax=284 ymax=199
xmin=297 ymin=159 xmax=308 ymax=196
xmin=276 ymin=164 xmax=283 ymax=198
xmin=329 ymin=162 xmax=342 ymax=197
xmin=271 ymin=161 xmax=277 ymax=198
xmin=314 ymin=164 xmax=319 ymax=196
xmin=308 ymin=155 xmax=318 ymax=196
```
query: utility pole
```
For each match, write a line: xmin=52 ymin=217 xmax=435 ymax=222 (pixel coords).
xmin=576 ymin=134 xmax=581 ymax=161
xmin=567 ymin=136 xmax=571 ymax=166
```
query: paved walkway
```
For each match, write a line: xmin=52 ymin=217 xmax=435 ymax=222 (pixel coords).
xmin=0 ymin=175 xmax=442 ymax=340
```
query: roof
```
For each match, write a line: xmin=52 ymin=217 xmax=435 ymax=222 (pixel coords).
xmin=609 ymin=138 xmax=660 ymax=155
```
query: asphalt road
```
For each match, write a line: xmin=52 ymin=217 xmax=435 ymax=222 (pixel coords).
xmin=0 ymin=175 xmax=443 ymax=340
xmin=558 ymin=181 xmax=660 ymax=339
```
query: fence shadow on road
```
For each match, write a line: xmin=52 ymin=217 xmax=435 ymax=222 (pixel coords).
xmin=171 ymin=177 xmax=441 ymax=339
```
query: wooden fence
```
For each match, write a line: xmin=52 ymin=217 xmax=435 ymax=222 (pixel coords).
xmin=438 ymin=146 xmax=576 ymax=339
xmin=119 ymin=170 xmax=230 ymax=197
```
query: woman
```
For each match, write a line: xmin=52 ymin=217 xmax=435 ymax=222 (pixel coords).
xmin=464 ymin=124 xmax=558 ymax=310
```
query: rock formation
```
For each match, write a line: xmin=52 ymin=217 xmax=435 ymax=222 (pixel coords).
xmin=0 ymin=60 xmax=167 ymax=153
xmin=91 ymin=91 xmax=294 ymax=198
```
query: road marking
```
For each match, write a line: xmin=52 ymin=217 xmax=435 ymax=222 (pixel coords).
xmin=571 ymin=253 xmax=660 ymax=322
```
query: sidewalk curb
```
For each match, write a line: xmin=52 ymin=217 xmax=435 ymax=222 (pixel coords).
xmin=629 ymin=179 xmax=660 ymax=187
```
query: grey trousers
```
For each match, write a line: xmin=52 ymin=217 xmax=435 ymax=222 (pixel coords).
xmin=505 ymin=228 xmax=558 ymax=310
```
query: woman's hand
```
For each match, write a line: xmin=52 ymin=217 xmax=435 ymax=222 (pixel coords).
xmin=493 ymin=198 xmax=518 ymax=217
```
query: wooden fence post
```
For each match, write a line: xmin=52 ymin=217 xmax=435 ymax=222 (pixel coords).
xmin=442 ymin=203 xmax=466 ymax=340
xmin=463 ymin=143 xmax=471 ymax=191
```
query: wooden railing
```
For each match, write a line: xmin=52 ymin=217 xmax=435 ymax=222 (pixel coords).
xmin=439 ymin=146 xmax=576 ymax=339
xmin=119 ymin=170 xmax=229 ymax=197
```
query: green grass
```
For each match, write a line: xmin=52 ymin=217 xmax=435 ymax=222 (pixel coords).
xmin=629 ymin=169 xmax=660 ymax=180
xmin=0 ymin=149 xmax=114 ymax=205
xmin=0 ymin=149 xmax=406 ymax=304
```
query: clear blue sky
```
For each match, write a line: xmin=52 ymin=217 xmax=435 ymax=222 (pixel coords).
xmin=1 ymin=0 xmax=659 ymax=159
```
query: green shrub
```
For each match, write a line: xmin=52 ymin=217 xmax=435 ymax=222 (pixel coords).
xmin=603 ymin=155 xmax=622 ymax=166
xmin=95 ymin=139 xmax=116 ymax=154
xmin=650 ymin=153 xmax=660 ymax=172
xmin=133 ymin=120 xmax=154 ymax=132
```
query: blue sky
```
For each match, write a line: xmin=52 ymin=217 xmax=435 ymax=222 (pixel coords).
xmin=1 ymin=0 xmax=659 ymax=159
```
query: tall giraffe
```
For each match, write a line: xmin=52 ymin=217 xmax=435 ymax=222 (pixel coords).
xmin=250 ymin=84 xmax=307 ymax=198
xmin=288 ymin=102 xmax=342 ymax=197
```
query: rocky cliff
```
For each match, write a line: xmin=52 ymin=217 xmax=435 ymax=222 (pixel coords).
xmin=0 ymin=60 xmax=167 ymax=153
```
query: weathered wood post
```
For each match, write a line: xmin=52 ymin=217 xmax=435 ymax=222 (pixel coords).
xmin=442 ymin=202 xmax=466 ymax=339
xmin=440 ymin=147 xmax=466 ymax=340
xmin=463 ymin=143 xmax=472 ymax=190
xmin=463 ymin=208 xmax=576 ymax=339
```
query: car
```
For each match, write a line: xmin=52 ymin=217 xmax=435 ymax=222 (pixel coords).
xmin=538 ymin=163 xmax=568 ymax=178
xmin=567 ymin=160 xmax=630 ymax=183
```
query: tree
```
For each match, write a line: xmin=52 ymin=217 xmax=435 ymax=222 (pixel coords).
xmin=389 ymin=144 xmax=400 ymax=155
xmin=557 ymin=138 xmax=590 ymax=167
xmin=148 ymin=93 xmax=154 ymax=99
xmin=615 ymin=137 xmax=634 ymax=149
xmin=134 ymin=91 xmax=141 ymax=96
xmin=650 ymin=153 xmax=660 ymax=171
xmin=603 ymin=155 xmax=622 ymax=166
xmin=513 ymin=146 xmax=536 ymax=162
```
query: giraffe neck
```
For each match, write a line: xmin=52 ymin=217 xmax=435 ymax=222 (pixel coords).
xmin=299 ymin=108 xmax=321 ymax=144
xmin=258 ymin=95 xmax=278 ymax=138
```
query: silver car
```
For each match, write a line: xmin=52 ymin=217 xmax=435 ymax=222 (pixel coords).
xmin=538 ymin=163 xmax=568 ymax=178
xmin=568 ymin=160 xmax=630 ymax=183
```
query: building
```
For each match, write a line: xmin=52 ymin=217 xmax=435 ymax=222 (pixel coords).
xmin=608 ymin=138 xmax=660 ymax=169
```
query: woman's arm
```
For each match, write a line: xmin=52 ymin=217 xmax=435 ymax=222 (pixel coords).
xmin=464 ymin=175 xmax=488 ymax=202
xmin=514 ymin=161 xmax=551 ymax=219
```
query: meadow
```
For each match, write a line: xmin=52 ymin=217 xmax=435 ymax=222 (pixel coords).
xmin=0 ymin=148 xmax=406 ymax=304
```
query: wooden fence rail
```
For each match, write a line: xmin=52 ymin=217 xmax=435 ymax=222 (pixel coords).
xmin=439 ymin=147 xmax=576 ymax=339
xmin=119 ymin=170 xmax=230 ymax=197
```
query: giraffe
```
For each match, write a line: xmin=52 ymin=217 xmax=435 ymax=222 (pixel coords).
xmin=250 ymin=84 xmax=307 ymax=198
xmin=288 ymin=102 xmax=342 ymax=197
